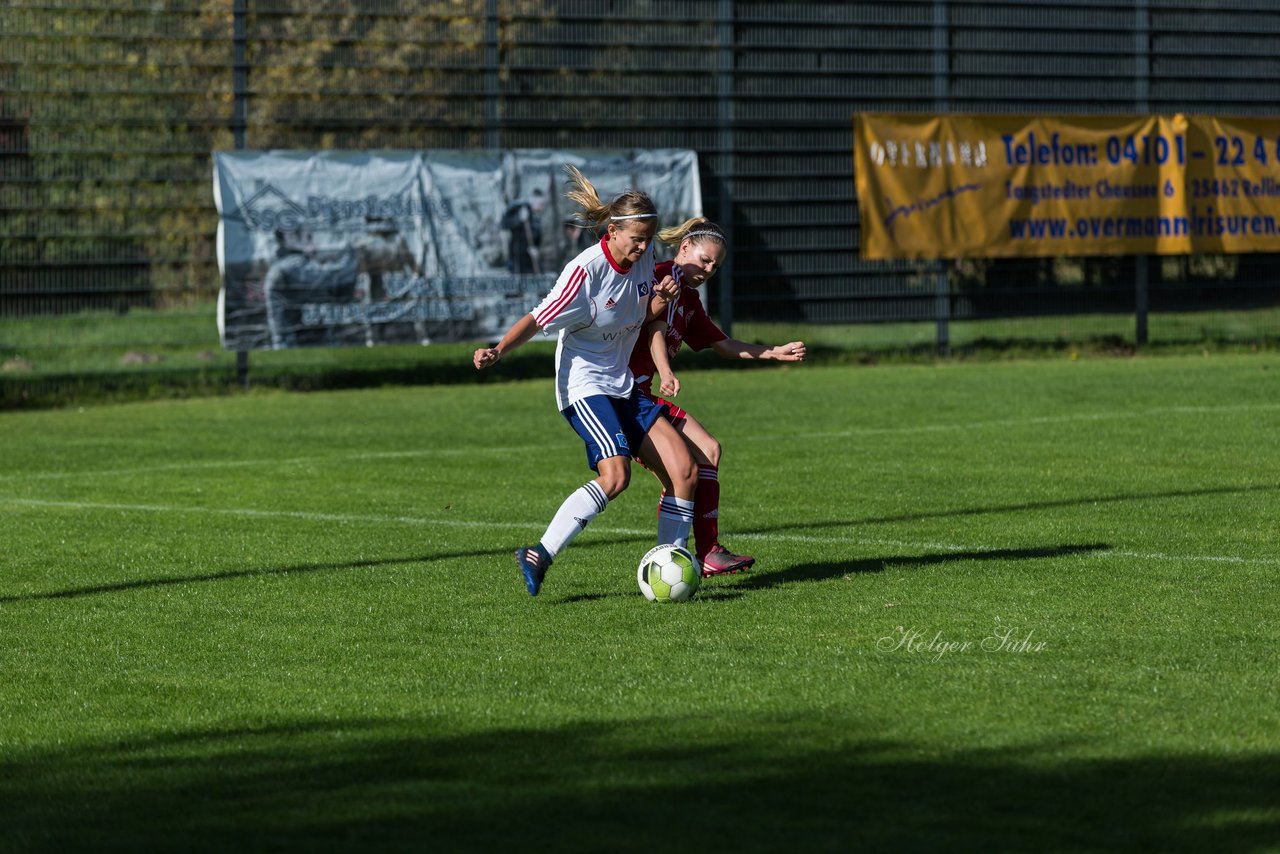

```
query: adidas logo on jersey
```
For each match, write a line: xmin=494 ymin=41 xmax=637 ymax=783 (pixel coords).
xmin=603 ymin=297 xmax=616 ymax=309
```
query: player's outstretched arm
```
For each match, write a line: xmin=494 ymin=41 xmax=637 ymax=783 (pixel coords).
xmin=474 ymin=313 xmax=540 ymax=370
xmin=711 ymin=338 xmax=806 ymax=362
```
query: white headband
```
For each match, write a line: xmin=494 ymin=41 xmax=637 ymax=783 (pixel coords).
xmin=685 ymin=229 xmax=724 ymax=241
xmin=610 ymin=213 xmax=657 ymax=221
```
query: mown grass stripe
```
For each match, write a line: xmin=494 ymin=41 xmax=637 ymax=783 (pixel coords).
xmin=5 ymin=496 xmax=1277 ymax=567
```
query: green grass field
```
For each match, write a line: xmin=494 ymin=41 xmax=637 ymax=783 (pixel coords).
xmin=6 ymin=301 xmax=1280 ymax=410
xmin=2 ymin=354 xmax=1279 ymax=851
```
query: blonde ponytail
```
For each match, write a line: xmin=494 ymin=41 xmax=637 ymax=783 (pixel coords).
xmin=563 ymin=164 xmax=658 ymax=230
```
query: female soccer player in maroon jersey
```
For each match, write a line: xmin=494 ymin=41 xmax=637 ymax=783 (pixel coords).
xmin=629 ymin=218 xmax=807 ymax=576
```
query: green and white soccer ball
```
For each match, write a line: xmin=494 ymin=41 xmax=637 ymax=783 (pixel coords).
xmin=637 ymin=544 xmax=701 ymax=603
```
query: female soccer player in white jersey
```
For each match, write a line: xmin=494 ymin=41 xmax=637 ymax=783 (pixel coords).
xmin=631 ymin=218 xmax=807 ymax=575
xmin=473 ymin=166 xmax=698 ymax=597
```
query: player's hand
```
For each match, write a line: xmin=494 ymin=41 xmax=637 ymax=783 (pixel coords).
xmin=659 ymin=373 xmax=680 ymax=397
xmin=474 ymin=347 xmax=500 ymax=370
xmin=653 ymin=274 xmax=679 ymax=303
xmin=773 ymin=341 xmax=806 ymax=362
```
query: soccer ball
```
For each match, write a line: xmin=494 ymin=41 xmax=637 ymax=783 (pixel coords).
xmin=637 ymin=544 xmax=701 ymax=603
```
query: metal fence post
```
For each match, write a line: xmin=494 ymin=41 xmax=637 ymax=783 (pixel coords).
xmin=1135 ymin=258 xmax=1149 ymax=345
xmin=233 ymin=0 xmax=250 ymax=388
xmin=717 ymin=0 xmax=734 ymax=335
xmin=485 ymin=0 xmax=500 ymax=152
xmin=1134 ymin=0 xmax=1150 ymax=346
xmin=933 ymin=0 xmax=950 ymax=357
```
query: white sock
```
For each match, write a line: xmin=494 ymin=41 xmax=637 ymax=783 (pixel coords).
xmin=540 ymin=481 xmax=609 ymax=558
xmin=657 ymin=495 xmax=695 ymax=550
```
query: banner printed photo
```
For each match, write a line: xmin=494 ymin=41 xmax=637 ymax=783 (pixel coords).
xmin=213 ymin=149 xmax=702 ymax=350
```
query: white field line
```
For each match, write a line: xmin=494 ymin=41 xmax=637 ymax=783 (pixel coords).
xmin=5 ymin=497 xmax=1278 ymax=567
xmin=0 ymin=448 xmax=507 ymax=483
xmin=4 ymin=401 xmax=1278 ymax=484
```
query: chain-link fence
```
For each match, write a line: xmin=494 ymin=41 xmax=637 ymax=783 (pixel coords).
xmin=4 ymin=1 xmax=1280 ymax=404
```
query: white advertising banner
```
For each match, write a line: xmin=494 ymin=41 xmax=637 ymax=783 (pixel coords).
xmin=213 ymin=149 xmax=702 ymax=350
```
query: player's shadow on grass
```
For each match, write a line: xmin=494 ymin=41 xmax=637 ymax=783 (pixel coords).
xmin=739 ymin=543 xmax=1110 ymax=590
xmin=0 ymin=547 xmax=514 ymax=604
xmin=3 ymin=715 xmax=1276 ymax=852
xmin=747 ymin=483 xmax=1278 ymax=532
xmin=552 ymin=544 xmax=1105 ymax=601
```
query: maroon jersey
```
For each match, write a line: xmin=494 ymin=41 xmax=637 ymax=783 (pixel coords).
xmin=628 ymin=260 xmax=728 ymax=394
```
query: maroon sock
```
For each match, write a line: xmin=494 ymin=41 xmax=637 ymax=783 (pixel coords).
xmin=693 ymin=465 xmax=720 ymax=562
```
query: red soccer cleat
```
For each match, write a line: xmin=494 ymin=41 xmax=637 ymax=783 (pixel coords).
xmin=700 ymin=543 xmax=755 ymax=576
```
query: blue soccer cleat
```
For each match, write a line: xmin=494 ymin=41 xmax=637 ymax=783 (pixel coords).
xmin=515 ymin=544 xmax=552 ymax=596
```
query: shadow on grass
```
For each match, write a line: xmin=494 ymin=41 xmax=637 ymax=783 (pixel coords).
xmin=1 ymin=716 xmax=1275 ymax=852
xmin=2 ymin=347 xmax=559 ymax=411
xmin=747 ymin=483 xmax=1279 ymax=533
xmin=0 ymin=534 xmax=732 ymax=606
xmin=547 ymin=545 xmax=1102 ymax=602
xmin=0 ymin=532 xmax=1114 ymax=606
xmin=736 ymin=544 xmax=1110 ymax=591
xmin=9 ymin=333 xmax=1280 ymax=411
xmin=0 ymin=547 xmax=515 ymax=604
xmin=554 ymin=586 xmax=744 ymax=605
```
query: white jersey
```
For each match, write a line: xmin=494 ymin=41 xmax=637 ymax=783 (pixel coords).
xmin=532 ymin=235 xmax=655 ymax=410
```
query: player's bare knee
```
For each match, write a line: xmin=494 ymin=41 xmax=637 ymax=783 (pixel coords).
xmin=706 ymin=440 xmax=722 ymax=468
xmin=672 ymin=456 xmax=697 ymax=494
xmin=596 ymin=464 xmax=630 ymax=498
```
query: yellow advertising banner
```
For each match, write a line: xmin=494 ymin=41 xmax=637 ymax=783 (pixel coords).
xmin=855 ymin=113 xmax=1280 ymax=259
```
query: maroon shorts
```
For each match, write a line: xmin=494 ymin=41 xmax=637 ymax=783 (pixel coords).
xmin=651 ymin=394 xmax=688 ymax=423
